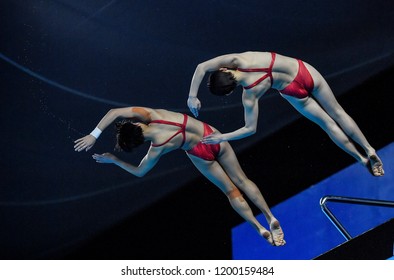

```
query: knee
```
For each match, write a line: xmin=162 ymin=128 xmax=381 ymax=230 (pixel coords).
xmin=321 ymin=118 xmax=338 ymax=133
xmin=325 ymin=118 xmax=337 ymax=130
xmin=230 ymin=175 xmax=250 ymax=189
xmin=329 ymin=107 xmax=347 ymax=121
xmin=226 ymin=187 xmax=244 ymax=200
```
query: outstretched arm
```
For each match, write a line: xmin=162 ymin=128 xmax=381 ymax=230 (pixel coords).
xmin=74 ymin=107 xmax=150 ymax=152
xmin=202 ymin=91 xmax=259 ymax=144
xmin=92 ymin=145 xmax=163 ymax=177
xmin=188 ymin=54 xmax=239 ymax=117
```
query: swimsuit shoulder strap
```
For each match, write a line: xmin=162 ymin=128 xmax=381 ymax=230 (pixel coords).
xmin=238 ymin=52 xmax=276 ymax=90
xmin=150 ymin=119 xmax=182 ymax=127
xmin=151 ymin=114 xmax=188 ymax=148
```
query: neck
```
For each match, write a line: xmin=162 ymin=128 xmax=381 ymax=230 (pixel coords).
xmin=140 ymin=123 xmax=154 ymax=142
xmin=229 ymin=69 xmax=246 ymax=87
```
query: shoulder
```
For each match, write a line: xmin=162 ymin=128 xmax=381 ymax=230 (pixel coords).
xmin=236 ymin=51 xmax=268 ymax=67
xmin=132 ymin=106 xmax=151 ymax=115
xmin=131 ymin=107 xmax=155 ymax=122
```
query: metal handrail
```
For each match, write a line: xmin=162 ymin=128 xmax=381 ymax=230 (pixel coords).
xmin=320 ymin=195 xmax=394 ymax=241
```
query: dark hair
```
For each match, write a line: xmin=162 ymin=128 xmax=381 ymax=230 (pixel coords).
xmin=115 ymin=120 xmax=145 ymax=152
xmin=207 ymin=70 xmax=237 ymax=96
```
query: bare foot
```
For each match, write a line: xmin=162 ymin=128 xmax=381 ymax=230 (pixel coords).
xmin=270 ymin=220 xmax=286 ymax=246
xmin=368 ymin=155 xmax=384 ymax=176
xmin=260 ymin=229 xmax=274 ymax=245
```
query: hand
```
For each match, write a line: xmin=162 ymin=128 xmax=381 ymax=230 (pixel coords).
xmin=74 ymin=135 xmax=96 ymax=152
xmin=92 ymin=153 xmax=118 ymax=164
xmin=187 ymin=96 xmax=201 ymax=118
xmin=201 ymin=132 xmax=224 ymax=144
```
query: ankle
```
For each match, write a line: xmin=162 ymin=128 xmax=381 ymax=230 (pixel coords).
xmin=270 ymin=219 xmax=280 ymax=228
xmin=366 ymin=148 xmax=376 ymax=158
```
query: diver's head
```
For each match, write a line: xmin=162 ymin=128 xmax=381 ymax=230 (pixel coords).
xmin=207 ymin=69 xmax=237 ymax=96
xmin=115 ymin=120 xmax=145 ymax=152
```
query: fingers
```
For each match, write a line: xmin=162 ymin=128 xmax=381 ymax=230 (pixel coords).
xmin=92 ymin=153 xmax=100 ymax=160
xmin=196 ymin=102 xmax=201 ymax=111
xmin=75 ymin=144 xmax=87 ymax=152
xmin=92 ymin=153 xmax=104 ymax=163
xmin=201 ymin=139 xmax=213 ymax=144
xmin=86 ymin=145 xmax=92 ymax=152
xmin=74 ymin=142 xmax=85 ymax=152
xmin=193 ymin=108 xmax=199 ymax=117
xmin=74 ymin=141 xmax=91 ymax=152
xmin=201 ymin=135 xmax=216 ymax=144
xmin=73 ymin=139 xmax=83 ymax=148
xmin=189 ymin=106 xmax=199 ymax=117
xmin=201 ymin=133 xmax=223 ymax=144
xmin=188 ymin=99 xmax=201 ymax=118
xmin=74 ymin=137 xmax=87 ymax=151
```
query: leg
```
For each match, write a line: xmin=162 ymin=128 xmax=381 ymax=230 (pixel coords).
xmin=186 ymin=153 xmax=278 ymax=246
xmin=215 ymin=142 xmax=285 ymax=246
xmin=281 ymin=94 xmax=369 ymax=166
xmin=306 ymin=66 xmax=384 ymax=176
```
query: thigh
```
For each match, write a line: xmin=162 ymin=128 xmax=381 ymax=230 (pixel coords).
xmin=305 ymin=63 xmax=344 ymax=116
xmin=216 ymin=142 xmax=249 ymax=186
xmin=282 ymin=94 xmax=335 ymax=129
xmin=186 ymin=153 xmax=236 ymax=194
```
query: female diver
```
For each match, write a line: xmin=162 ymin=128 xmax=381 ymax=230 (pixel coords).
xmin=187 ymin=51 xmax=384 ymax=176
xmin=74 ymin=106 xmax=286 ymax=246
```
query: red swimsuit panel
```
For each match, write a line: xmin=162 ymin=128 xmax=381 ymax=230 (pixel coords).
xmin=186 ymin=123 xmax=221 ymax=161
xmin=279 ymin=59 xmax=314 ymax=99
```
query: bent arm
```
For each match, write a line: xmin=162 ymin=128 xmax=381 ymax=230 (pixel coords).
xmin=223 ymin=92 xmax=259 ymax=141
xmin=188 ymin=54 xmax=239 ymax=117
xmin=74 ymin=107 xmax=150 ymax=152
xmin=203 ymin=91 xmax=259 ymax=144
xmin=93 ymin=146 xmax=163 ymax=177
xmin=95 ymin=107 xmax=150 ymax=132
xmin=188 ymin=54 xmax=239 ymax=98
